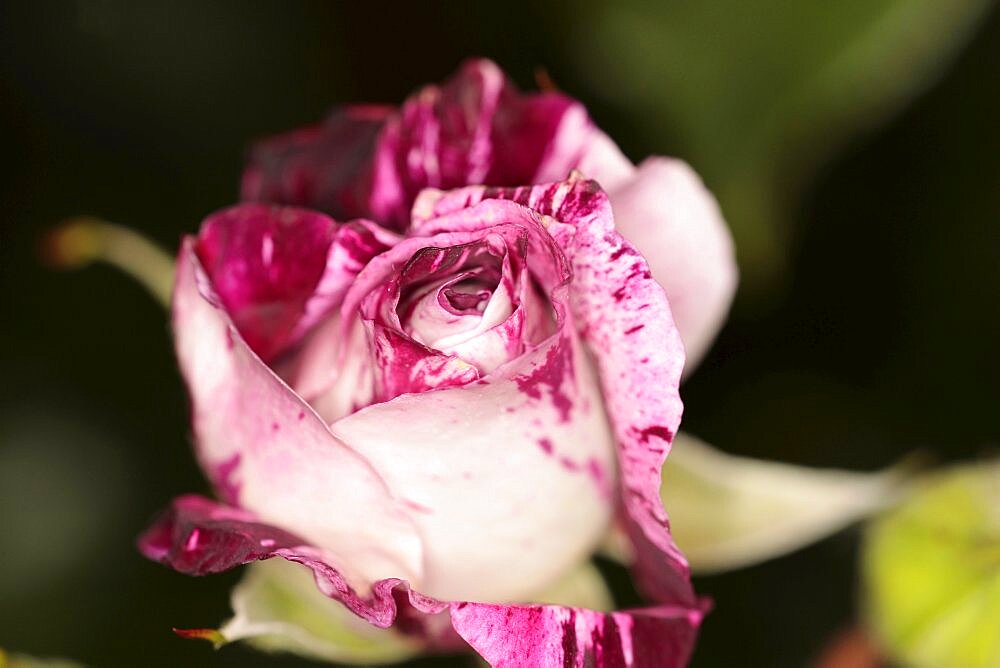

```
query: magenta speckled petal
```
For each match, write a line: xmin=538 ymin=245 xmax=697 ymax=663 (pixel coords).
xmin=173 ymin=239 xmax=424 ymax=590
xmin=141 ymin=495 xmax=702 ymax=666
xmin=450 ymin=601 xmax=704 ymax=668
xmin=606 ymin=158 xmax=737 ymax=374
xmin=412 ymin=177 xmax=697 ymax=607
xmin=241 ymin=106 xmax=391 ymax=221
xmin=369 ymin=58 xmax=591 ymax=228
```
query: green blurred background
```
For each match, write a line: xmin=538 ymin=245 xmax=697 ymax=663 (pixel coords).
xmin=1 ymin=1 xmax=997 ymax=666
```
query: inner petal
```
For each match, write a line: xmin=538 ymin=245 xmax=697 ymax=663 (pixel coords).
xmin=441 ymin=281 xmax=492 ymax=314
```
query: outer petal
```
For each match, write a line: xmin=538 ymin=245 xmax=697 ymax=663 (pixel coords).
xmin=414 ymin=178 xmax=698 ymax=607
xmin=140 ymin=496 xmax=703 ymax=667
xmin=172 ymin=240 xmax=423 ymax=590
xmin=241 ymin=106 xmax=391 ymax=221
xmin=606 ymin=158 xmax=737 ymax=373
xmin=450 ymin=602 xmax=703 ymax=668
xmin=332 ymin=331 xmax=616 ymax=603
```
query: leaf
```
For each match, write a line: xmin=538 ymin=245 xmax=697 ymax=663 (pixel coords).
xmin=570 ymin=0 xmax=992 ymax=291
xmin=530 ymin=560 xmax=615 ymax=612
xmin=862 ymin=459 xmax=1000 ymax=668
xmin=661 ymin=432 xmax=904 ymax=573
xmin=219 ymin=559 xmax=421 ymax=664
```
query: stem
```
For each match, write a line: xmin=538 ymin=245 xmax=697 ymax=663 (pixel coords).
xmin=44 ymin=216 xmax=175 ymax=309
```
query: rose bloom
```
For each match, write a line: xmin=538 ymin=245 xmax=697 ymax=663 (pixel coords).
xmin=241 ymin=59 xmax=735 ymax=372
xmin=140 ymin=61 xmax=738 ymax=667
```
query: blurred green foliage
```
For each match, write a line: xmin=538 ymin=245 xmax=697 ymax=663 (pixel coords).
xmin=863 ymin=461 xmax=1000 ymax=667
xmin=573 ymin=0 xmax=992 ymax=295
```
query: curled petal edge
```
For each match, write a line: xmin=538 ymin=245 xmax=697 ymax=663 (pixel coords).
xmin=139 ymin=495 xmax=704 ymax=667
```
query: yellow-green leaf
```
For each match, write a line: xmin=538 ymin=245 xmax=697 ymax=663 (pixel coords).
xmin=863 ymin=459 xmax=1000 ymax=668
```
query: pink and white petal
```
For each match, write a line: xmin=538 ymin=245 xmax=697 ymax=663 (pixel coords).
xmin=282 ymin=312 xmax=375 ymax=424
xmin=449 ymin=601 xmax=704 ymax=668
xmin=141 ymin=497 xmax=702 ymax=666
xmin=606 ymin=158 xmax=737 ymax=373
xmin=138 ymin=495 xmax=447 ymax=628
xmin=410 ymin=177 xmax=698 ymax=607
xmin=173 ymin=240 xmax=423 ymax=590
xmin=291 ymin=218 xmax=400 ymax=344
xmin=331 ymin=330 xmax=616 ymax=604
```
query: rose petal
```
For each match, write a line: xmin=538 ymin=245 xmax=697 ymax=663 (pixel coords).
xmin=241 ymin=106 xmax=391 ymax=221
xmin=606 ymin=158 xmax=737 ymax=374
xmin=412 ymin=177 xmax=698 ymax=607
xmin=140 ymin=495 xmax=703 ymax=666
xmin=195 ymin=204 xmax=396 ymax=362
xmin=574 ymin=127 xmax=637 ymax=193
xmin=450 ymin=601 xmax=704 ymax=668
xmin=332 ymin=331 xmax=616 ymax=603
xmin=370 ymin=58 xmax=591 ymax=228
xmin=173 ymin=240 xmax=423 ymax=590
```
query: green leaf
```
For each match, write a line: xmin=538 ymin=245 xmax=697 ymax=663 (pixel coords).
xmin=570 ymin=0 xmax=991 ymax=292
xmin=529 ymin=560 xmax=614 ymax=612
xmin=661 ymin=433 xmax=904 ymax=573
xmin=219 ymin=559 xmax=421 ymax=665
xmin=862 ymin=460 xmax=1000 ymax=668
xmin=0 ymin=649 xmax=84 ymax=668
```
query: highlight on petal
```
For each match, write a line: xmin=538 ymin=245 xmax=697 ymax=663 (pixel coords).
xmin=606 ymin=158 xmax=737 ymax=374
xmin=220 ymin=559 xmax=421 ymax=664
xmin=862 ymin=459 xmax=1000 ymax=668
xmin=662 ymin=433 xmax=906 ymax=574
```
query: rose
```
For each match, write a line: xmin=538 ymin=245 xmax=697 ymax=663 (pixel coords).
xmin=140 ymin=175 xmax=708 ymax=666
xmin=242 ymin=58 xmax=736 ymax=372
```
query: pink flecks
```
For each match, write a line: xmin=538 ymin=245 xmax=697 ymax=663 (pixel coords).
xmin=558 ymin=455 xmax=582 ymax=472
xmin=297 ymin=410 xmax=306 ymax=421
xmin=624 ymin=324 xmax=644 ymax=335
xmin=271 ymin=421 xmax=280 ymax=432
xmin=514 ymin=336 xmax=575 ymax=422
xmin=402 ymin=499 xmax=434 ymax=515
xmin=212 ymin=453 xmax=242 ymax=505
xmin=449 ymin=600 xmax=703 ymax=668
xmin=537 ymin=437 xmax=554 ymax=455
xmin=586 ymin=457 xmax=612 ymax=500
xmin=638 ymin=425 xmax=674 ymax=444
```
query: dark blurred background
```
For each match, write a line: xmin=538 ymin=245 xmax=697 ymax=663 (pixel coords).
xmin=1 ymin=2 xmax=997 ymax=666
